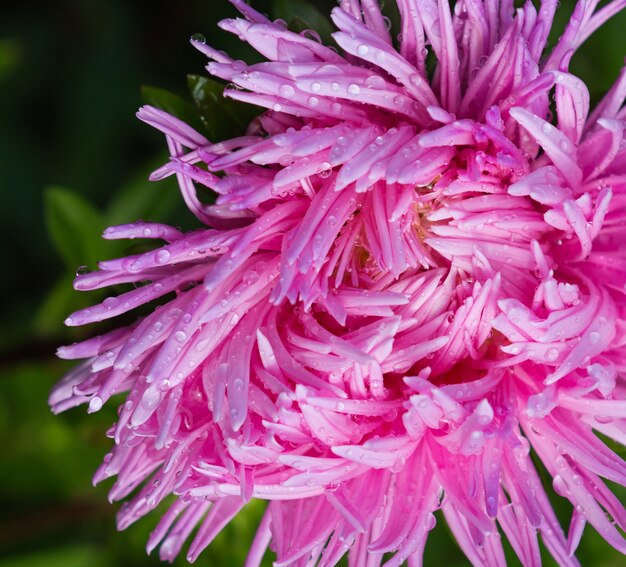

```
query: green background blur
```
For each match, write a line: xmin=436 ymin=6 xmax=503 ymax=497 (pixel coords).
xmin=1 ymin=1 xmax=626 ymax=565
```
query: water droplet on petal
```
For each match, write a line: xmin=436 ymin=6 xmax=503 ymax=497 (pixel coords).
xmin=409 ymin=74 xmax=423 ymax=87
xmin=279 ymin=84 xmax=295 ymax=97
xmin=89 ymin=396 xmax=103 ymax=412
xmin=156 ymin=250 xmax=171 ymax=264
xmin=103 ymin=296 xmax=119 ymax=310
xmin=190 ymin=33 xmax=206 ymax=44
xmin=545 ymin=348 xmax=559 ymax=361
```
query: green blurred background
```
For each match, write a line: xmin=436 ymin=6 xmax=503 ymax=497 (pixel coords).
xmin=1 ymin=1 xmax=625 ymax=565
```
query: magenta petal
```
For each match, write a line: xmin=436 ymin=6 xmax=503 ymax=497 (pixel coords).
xmin=52 ymin=1 xmax=626 ymax=565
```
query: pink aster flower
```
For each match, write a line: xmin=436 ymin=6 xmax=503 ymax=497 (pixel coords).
xmin=52 ymin=0 xmax=626 ymax=564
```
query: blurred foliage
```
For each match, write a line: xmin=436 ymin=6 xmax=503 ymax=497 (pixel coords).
xmin=273 ymin=0 xmax=335 ymax=44
xmin=1 ymin=0 xmax=626 ymax=566
xmin=141 ymin=85 xmax=207 ymax=134
xmin=187 ymin=75 xmax=262 ymax=140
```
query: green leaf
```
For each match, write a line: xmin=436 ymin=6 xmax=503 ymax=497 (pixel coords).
xmin=140 ymin=85 xmax=205 ymax=133
xmin=0 ymin=39 xmax=22 ymax=82
xmin=0 ymin=545 xmax=100 ymax=567
xmin=380 ymin=0 xmax=401 ymax=46
xmin=44 ymin=186 xmax=105 ymax=269
xmin=597 ymin=431 xmax=626 ymax=459
xmin=285 ymin=15 xmax=320 ymax=37
xmin=106 ymin=159 xmax=181 ymax=227
xmin=187 ymin=75 xmax=260 ymax=141
xmin=272 ymin=0 xmax=334 ymax=44
xmin=32 ymin=272 xmax=105 ymax=338
xmin=32 ymin=274 xmax=81 ymax=337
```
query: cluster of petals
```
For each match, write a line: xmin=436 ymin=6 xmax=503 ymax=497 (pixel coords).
xmin=52 ymin=0 xmax=626 ymax=565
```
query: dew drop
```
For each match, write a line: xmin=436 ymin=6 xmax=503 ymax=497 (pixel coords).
xmin=279 ymin=84 xmax=295 ymax=97
xmin=310 ymin=82 xmax=321 ymax=93
xmin=347 ymin=84 xmax=360 ymax=95
xmin=156 ymin=250 xmax=171 ymax=264
xmin=103 ymin=296 xmax=119 ymax=310
xmin=174 ymin=331 xmax=187 ymax=343
xmin=89 ymin=396 xmax=103 ymax=412
xmin=545 ymin=348 xmax=559 ymax=362
xmin=243 ymin=270 xmax=260 ymax=285
xmin=190 ymin=33 xmax=206 ymax=44
xmin=357 ymin=44 xmax=369 ymax=56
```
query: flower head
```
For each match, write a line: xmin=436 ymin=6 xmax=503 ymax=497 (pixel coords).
xmin=52 ymin=0 xmax=626 ymax=564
